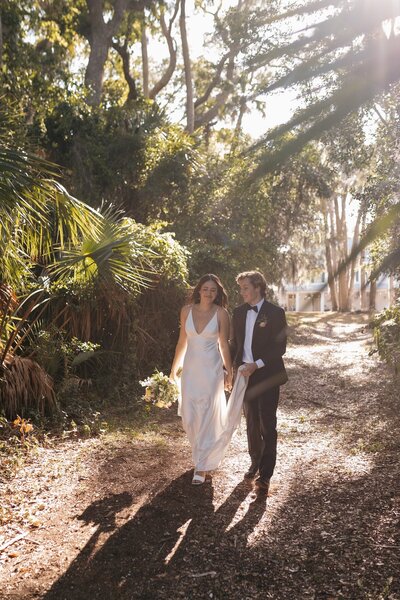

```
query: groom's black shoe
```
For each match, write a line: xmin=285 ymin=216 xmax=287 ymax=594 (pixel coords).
xmin=244 ymin=464 xmax=259 ymax=480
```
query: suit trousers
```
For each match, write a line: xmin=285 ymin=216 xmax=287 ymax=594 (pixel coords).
xmin=243 ymin=373 xmax=280 ymax=480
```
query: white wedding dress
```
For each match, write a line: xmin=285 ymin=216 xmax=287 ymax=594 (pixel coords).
xmin=179 ymin=308 xmax=248 ymax=471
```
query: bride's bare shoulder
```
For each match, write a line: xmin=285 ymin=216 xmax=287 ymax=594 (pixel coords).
xmin=181 ymin=304 xmax=192 ymax=316
xmin=179 ymin=304 xmax=192 ymax=327
xmin=216 ymin=306 xmax=230 ymax=320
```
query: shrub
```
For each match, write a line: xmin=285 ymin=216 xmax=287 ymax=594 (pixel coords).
xmin=370 ymin=303 xmax=400 ymax=374
xmin=0 ymin=355 xmax=57 ymax=419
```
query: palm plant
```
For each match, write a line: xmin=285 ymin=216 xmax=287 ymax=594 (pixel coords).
xmin=45 ymin=207 xmax=156 ymax=350
xmin=0 ymin=144 xmax=104 ymax=287
xmin=240 ymin=0 xmax=400 ymax=280
xmin=0 ymin=128 xmax=154 ymax=416
xmin=246 ymin=0 xmax=400 ymax=176
xmin=0 ymin=286 xmax=57 ymax=419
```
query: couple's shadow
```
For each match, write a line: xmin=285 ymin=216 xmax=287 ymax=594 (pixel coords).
xmin=44 ymin=472 xmax=267 ymax=599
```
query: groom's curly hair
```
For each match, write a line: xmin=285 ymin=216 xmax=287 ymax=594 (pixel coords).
xmin=236 ymin=271 xmax=267 ymax=297
xmin=190 ymin=274 xmax=228 ymax=307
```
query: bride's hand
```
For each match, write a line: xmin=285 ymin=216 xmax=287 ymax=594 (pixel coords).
xmin=224 ymin=370 xmax=233 ymax=391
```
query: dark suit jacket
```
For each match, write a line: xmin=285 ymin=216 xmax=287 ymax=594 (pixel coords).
xmin=230 ymin=300 xmax=288 ymax=392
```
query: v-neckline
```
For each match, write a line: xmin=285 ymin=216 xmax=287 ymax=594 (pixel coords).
xmin=191 ymin=307 xmax=218 ymax=335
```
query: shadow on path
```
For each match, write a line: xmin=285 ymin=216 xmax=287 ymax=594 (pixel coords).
xmin=38 ymin=315 xmax=400 ymax=599
xmin=44 ymin=473 xmax=267 ymax=599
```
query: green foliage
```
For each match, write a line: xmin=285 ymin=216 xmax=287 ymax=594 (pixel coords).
xmin=246 ymin=0 xmax=400 ymax=179
xmin=28 ymin=327 xmax=105 ymax=388
xmin=370 ymin=304 xmax=400 ymax=374
xmin=0 ymin=120 xmax=105 ymax=289
xmin=320 ymin=112 xmax=372 ymax=176
xmin=124 ymin=220 xmax=189 ymax=376
xmin=170 ymin=141 xmax=326 ymax=303
xmin=40 ymin=100 xmax=197 ymax=223
xmin=354 ymin=91 xmax=400 ymax=281
xmin=58 ymin=402 xmax=109 ymax=438
xmin=123 ymin=219 xmax=189 ymax=283
xmin=0 ymin=0 xmax=79 ymax=118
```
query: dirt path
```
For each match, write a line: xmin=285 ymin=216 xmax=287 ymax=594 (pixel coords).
xmin=1 ymin=313 xmax=399 ymax=600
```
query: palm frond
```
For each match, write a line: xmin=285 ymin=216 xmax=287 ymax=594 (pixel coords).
xmin=0 ymin=289 xmax=50 ymax=364
xmin=0 ymin=146 xmax=58 ymax=218
xmin=253 ymin=0 xmax=400 ymax=69
xmin=0 ymin=142 xmax=105 ymax=286
xmin=246 ymin=0 xmax=400 ymax=181
xmin=247 ymin=36 xmax=400 ymax=180
xmin=370 ymin=248 xmax=400 ymax=280
xmin=49 ymin=216 xmax=154 ymax=292
xmin=0 ymin=355 xmax=57 ymax=419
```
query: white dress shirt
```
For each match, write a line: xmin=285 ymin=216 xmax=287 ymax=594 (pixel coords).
xmin=243 ymin=298 xmax=265 ymax=368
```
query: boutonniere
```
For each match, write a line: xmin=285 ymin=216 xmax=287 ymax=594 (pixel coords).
xmin=257 ymin=315 xmax=268 ymax=327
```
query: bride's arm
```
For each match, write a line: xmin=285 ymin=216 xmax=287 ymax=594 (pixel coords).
xmin=169 ymin=306 xmax=189 ymax=381
xmin=218 ymin=308 xmax=233 ymax=387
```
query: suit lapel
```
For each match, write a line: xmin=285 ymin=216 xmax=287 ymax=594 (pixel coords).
xmin=238 ymin=304 xmax=247 ymax=337
xmin=252 ymin=300 xmax=270 ymax=353
xmin=255 ymin=299 xmax=268 ymax=324
xmin=236 ymin=304 xmax=247 ymax=356
xmin=237 ymin=300 xmax=270 ymax=364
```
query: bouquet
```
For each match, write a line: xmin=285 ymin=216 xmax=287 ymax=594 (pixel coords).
xmin=139 ymin=370 xmax=179 ymax=408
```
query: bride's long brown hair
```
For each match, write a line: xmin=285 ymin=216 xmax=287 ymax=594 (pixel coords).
xmin=189 ymin=274 xmax=228 ymax=308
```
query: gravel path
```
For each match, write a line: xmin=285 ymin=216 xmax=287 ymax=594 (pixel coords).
xmin=1 ymin=313 xmax=399 ymax=600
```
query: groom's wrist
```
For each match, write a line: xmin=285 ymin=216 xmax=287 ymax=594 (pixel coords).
xmin=255 ymin=359 xmax=264 ymax=369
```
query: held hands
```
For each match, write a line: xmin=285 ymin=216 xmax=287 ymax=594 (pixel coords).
xmin=224 ymin=369 xmax=233 ymax=392
xmin=239 ymin=362 xmax=257 ymax=377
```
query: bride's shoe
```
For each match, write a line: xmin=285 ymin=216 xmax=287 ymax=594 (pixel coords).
xmin=192 ymin=471 xmax=206 ymax=485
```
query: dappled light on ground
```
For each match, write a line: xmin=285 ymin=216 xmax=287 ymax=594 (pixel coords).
xmin=1 ymin=313 xmax=399 ymax=599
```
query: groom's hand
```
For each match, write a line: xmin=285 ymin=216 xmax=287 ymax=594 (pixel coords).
xmin=240 ymin=363 xmax=257 ymax=377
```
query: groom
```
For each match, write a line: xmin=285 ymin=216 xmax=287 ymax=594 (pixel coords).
xmin=230 ymin=270 xmax=288 ymax=493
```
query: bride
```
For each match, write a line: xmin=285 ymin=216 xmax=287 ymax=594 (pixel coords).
xmin=170 ymin=274 xmax=247 ymax=485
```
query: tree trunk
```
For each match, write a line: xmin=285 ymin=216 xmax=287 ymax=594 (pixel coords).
xmin=389 ymin=273 xmax=395 ymax=307
xmin=112 ymin=42 xmax=138 ymax=101
xmin=360 ymin=213 xmax=368 ymax=311
xmin=0 ymin=11 xmax=3 ymax=69
xmin=328 ymin=201 xmax=338 ymax=274
xmin=336 ymin=193 xmax=349 ymax=311
xmin=347 ymin=207 xmax=362 ymax=311
xmin=230 ymin=98 xmax=247 ymax=153
xmin=84 ymin=0 xmax=109 ymax=106
xmin=85 ymin=36 xmax=109 ymax=105
xmin=84 ymin=0 xmax=128 ymax=106
xmin=180 ymin=0 xmax=194 ymax=133
xmin=141 ymin=18 xmax=149 ymax=98
xmin=338 ymin=260 xmax=350 ymax=311
xmin=369 ymin=278 xmax=377 ymax=311
xmin=321 ymin=199 xmax=338 ymax=311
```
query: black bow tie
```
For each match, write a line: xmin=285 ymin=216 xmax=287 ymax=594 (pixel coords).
xmin=247 ymin=305 xmax=258 ymax=313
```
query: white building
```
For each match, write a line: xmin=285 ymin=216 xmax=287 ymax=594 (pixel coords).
xmin=278 ymin=271 xmax=399 ymax=312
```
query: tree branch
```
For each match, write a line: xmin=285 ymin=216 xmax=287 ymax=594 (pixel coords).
xmin=194 ymin=44 xmax=238 ymax=128
xmin=194 ymin=49 xmax=235 ymax=109
xmin=107 ymin=0 xmax=129 ymax=38
xmin=112 ymin=41 xmax=138 ymax=100
xmin=180 ymin=0 xmax=194 ymax=133
xmin=149 ymin=3 xmax=179 ymax=99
